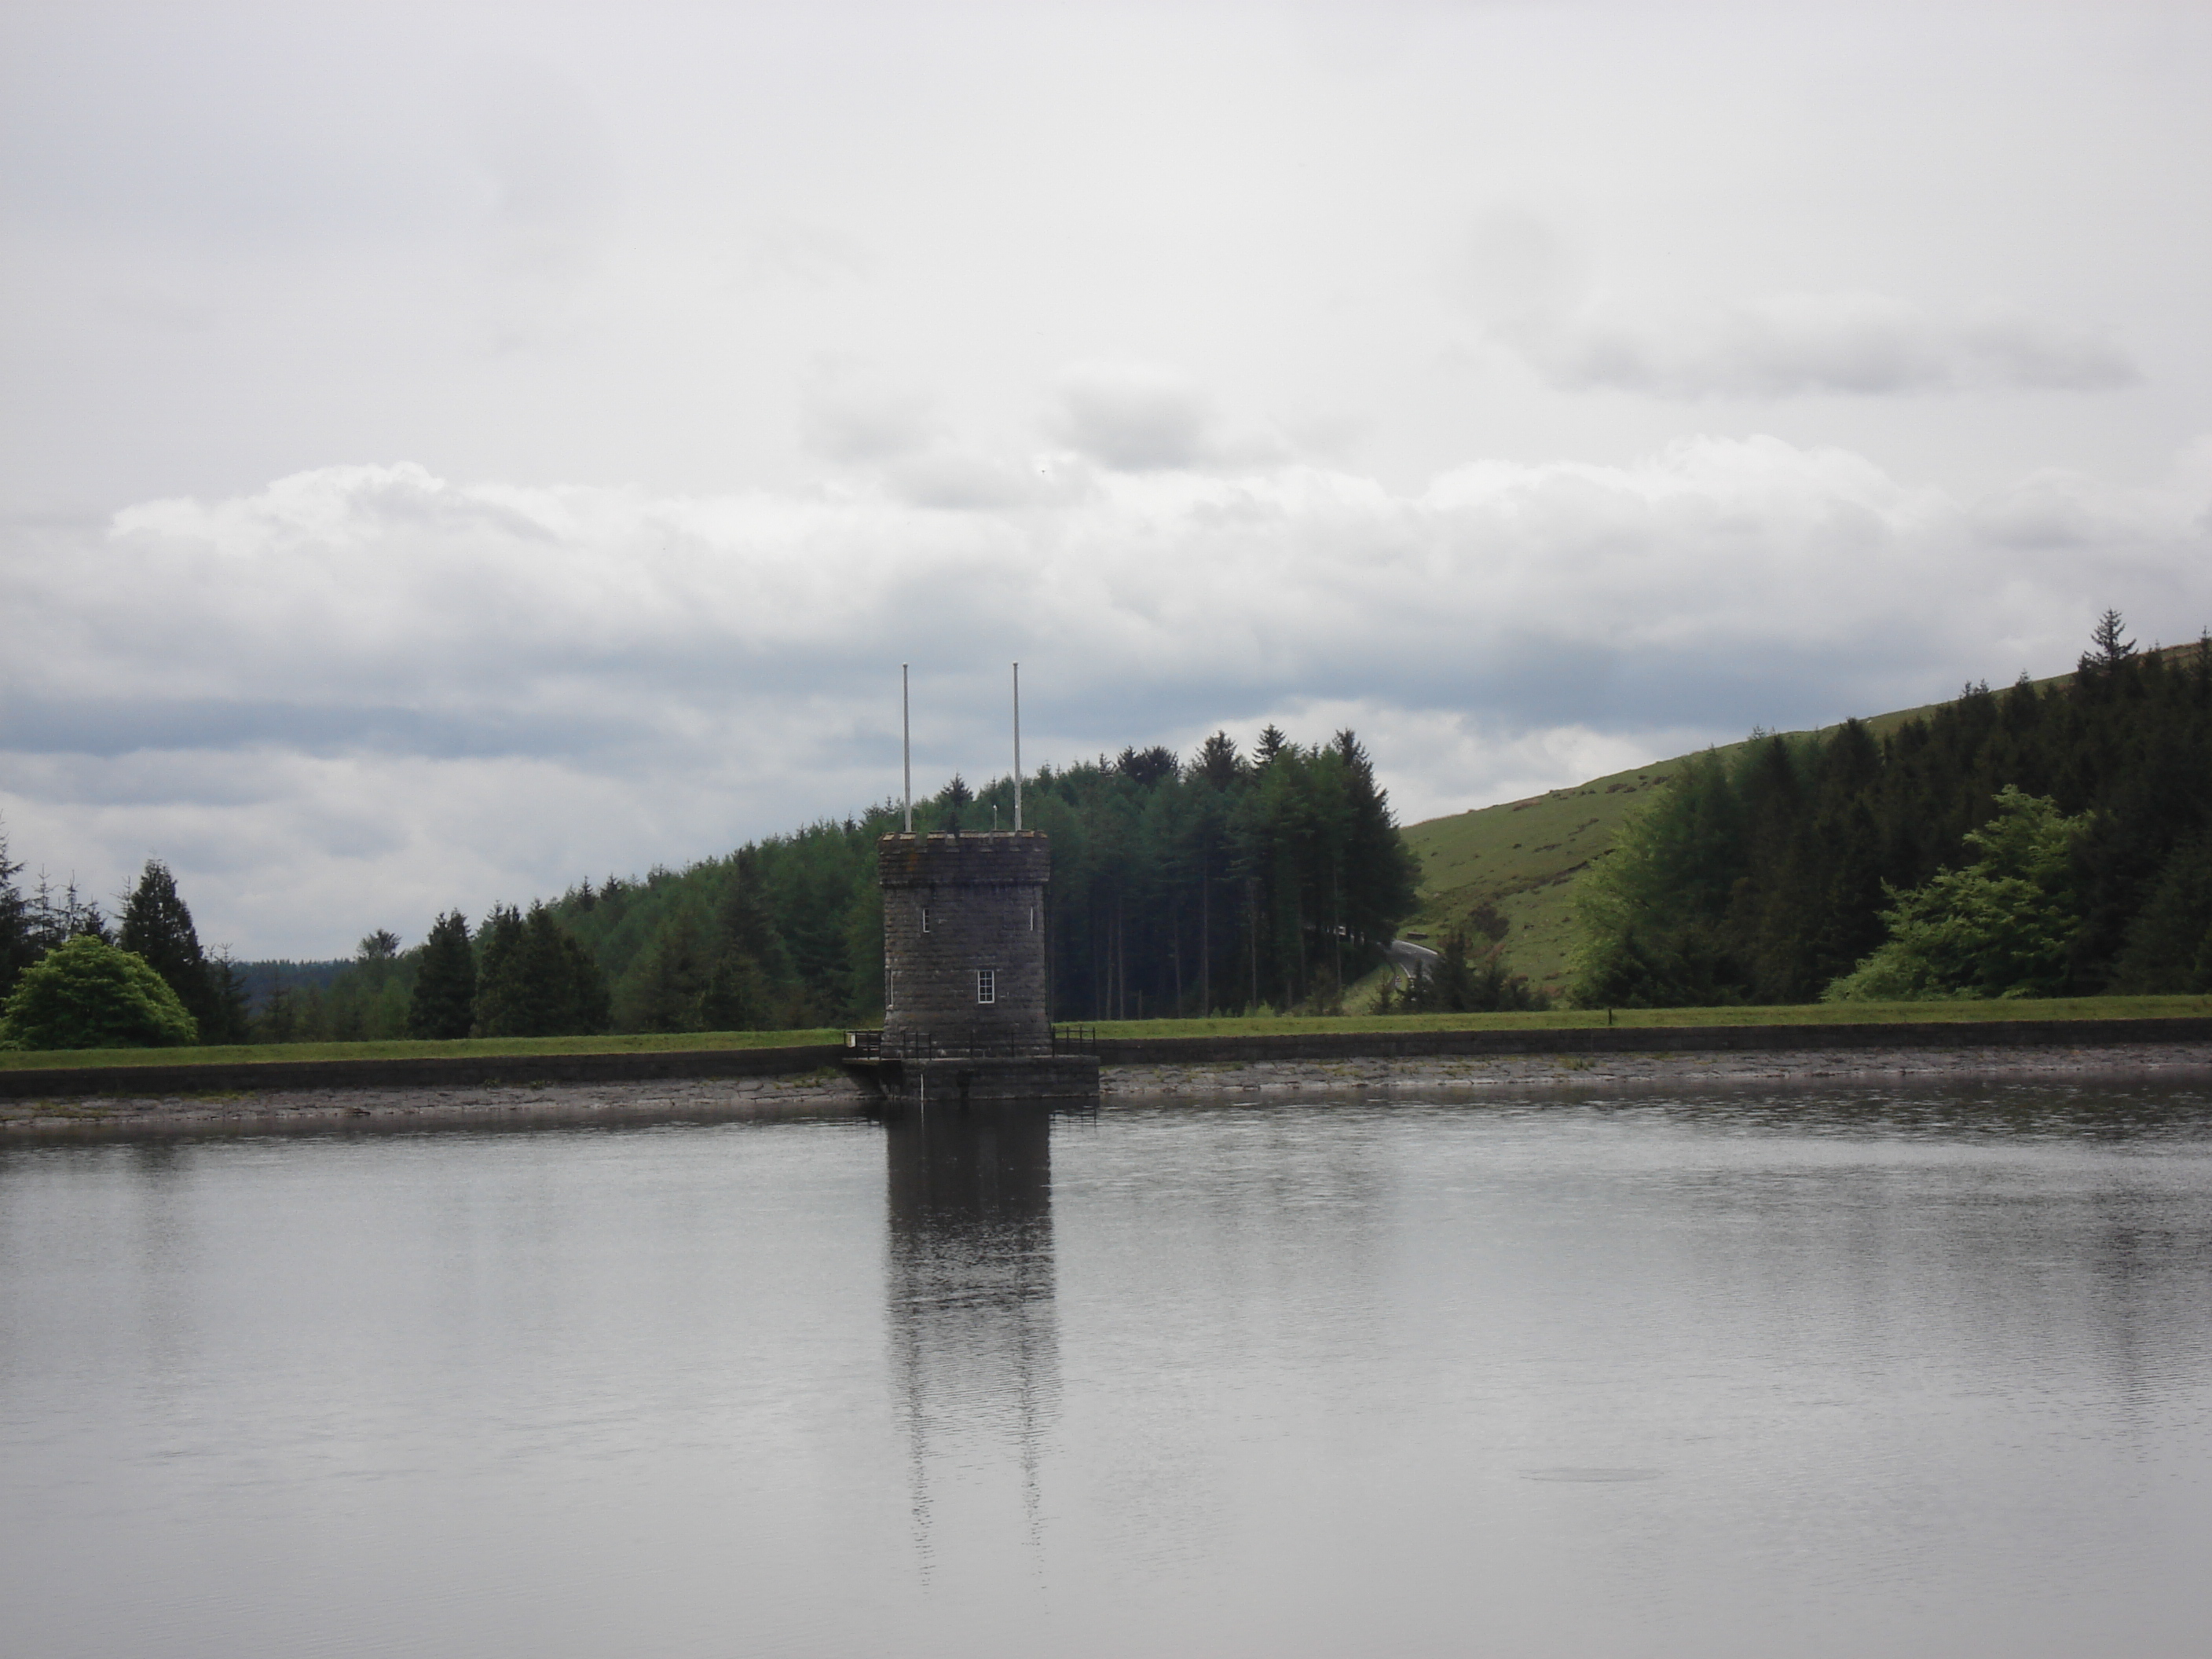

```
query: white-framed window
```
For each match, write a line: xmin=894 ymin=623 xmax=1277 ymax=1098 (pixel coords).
xmin=976 ymin=968 xmax=996 ymax=1005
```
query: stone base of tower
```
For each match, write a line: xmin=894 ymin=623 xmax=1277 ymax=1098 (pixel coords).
xmin=845 ymin=1053 xmax=1101 ymax=1110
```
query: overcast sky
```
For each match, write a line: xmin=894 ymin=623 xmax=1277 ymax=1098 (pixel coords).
xmin=4 ymin=0 xmax=2209 ymax=957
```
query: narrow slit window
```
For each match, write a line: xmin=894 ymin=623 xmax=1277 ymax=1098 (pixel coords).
xmin=1028 ymin=906 xmax=1036 ymax=932
xmin=921 ymin=906 xmax=929 ymax=933
xmin=976 ymin=968 xmax=995 ymax=1005
xmin=885 ymin=966 xmax=895 ymax=1011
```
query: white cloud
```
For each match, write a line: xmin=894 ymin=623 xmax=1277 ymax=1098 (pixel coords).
xmin=5 ymin=438 xmax=2208 ymax=953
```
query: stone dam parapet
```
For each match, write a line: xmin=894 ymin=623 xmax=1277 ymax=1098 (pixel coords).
xmin=7 ymin=1016 xmax=2212 ymax=1103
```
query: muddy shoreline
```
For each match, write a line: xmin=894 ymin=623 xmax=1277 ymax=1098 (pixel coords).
xmin=5 ymin=1041 xmax=2209 ymax=1137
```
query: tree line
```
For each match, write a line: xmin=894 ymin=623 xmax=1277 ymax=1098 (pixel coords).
xmin=555 ymin=724 xmax=1420 ymax=1031
xmin=0 ymin=856 xmax=255 ymax=1049
xmin=4 ymin=725 xmax=1424 ymax=1048
xmin=1569 ymin=615 xmax=2212 ymax=1007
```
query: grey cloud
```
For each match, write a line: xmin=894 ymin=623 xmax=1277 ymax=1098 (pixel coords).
xmin=1047 ymin=364 xmax=1216 ymax=471
xmin=0 ymin=695 xmax=652 ymax=765
xmin=0 ymin=7 xmax=452 ymax=245
xmin=1508 ymin=292 xmax=2138 ymax=399
xmin=4 ymin=3 xmax=2205 ymax=956
xmin=457 ymin=57 xmax=619 ymax=244
xmin=1955 ymin=309 xmax=2139 ymax=390
xmin=1452 ymin=207 xmax=1588 ymax=329
xmin=801 ymin=375 xmax=1057 ymax=507
xmin=884 ymin=452 xmax=1059 ymax=511
xmin=804 ymin=383 xmax=941 ymax=463
xmin=12 ymin=442 xmax=2203 ymax=759
xmin=1042 ymin=364 xmax=1294 ymax=474
xmin=1965 ymin=469 xmax=2173 ymax=550
xmin=448 ymin=54 xmax=622 ymax=350
xmin=738 ymin=218 xmax=875 ymax=293
xmin=6 ymin=443 xmax=2206 ymax=954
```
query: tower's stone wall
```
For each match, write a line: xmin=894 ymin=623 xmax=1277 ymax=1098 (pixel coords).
xmin=880 ymin=831 xmax=1051 ymax=1051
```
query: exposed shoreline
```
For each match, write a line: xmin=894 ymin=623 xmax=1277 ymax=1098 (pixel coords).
xmin=0 ymin=1068 xmax=873 ymax=1138
xmin=1103 ymin=1040 xmax=2212 ymax=1096
xmin=4 ymin=1042 xmax=2208 ymax=1137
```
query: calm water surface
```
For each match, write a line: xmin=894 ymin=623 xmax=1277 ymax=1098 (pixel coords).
xmin=4 ymin=1081 xmax=2210 ymax=1658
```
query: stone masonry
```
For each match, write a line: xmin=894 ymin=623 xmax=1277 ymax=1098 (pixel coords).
xmin=879 ymin=831 xmax=1051 ymax=1054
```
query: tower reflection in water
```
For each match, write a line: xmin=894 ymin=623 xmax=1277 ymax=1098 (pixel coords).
xmin=883 ymin=1104 xmax=1062 ymax=1560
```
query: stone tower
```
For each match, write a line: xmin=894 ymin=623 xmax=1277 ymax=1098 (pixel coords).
xmin=848 ymin=826 xmax=1096 ymax=1104
xmin=879 ymin=830 xmax=1051 ymax=1053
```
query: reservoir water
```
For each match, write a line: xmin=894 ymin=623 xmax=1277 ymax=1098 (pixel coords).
xmin=4 ymin=1080 xmax=2210 ymax=1657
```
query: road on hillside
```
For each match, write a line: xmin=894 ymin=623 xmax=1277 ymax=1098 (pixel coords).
xmin=1386 ymin=938 xmax=1440 ymax=980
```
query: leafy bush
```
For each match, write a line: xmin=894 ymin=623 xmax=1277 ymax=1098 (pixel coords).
xmin=0 ymin=936 xmax=200 ymax=1050
xmin=1826 ymin=787 xmax=2091 ymax=1001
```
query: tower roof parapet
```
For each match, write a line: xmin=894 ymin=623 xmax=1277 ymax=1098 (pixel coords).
xmin=877 ymin=830 xmax=1050 ymax=887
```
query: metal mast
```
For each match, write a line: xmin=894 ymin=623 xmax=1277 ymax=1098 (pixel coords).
xmin=1012 ymin=662 xmax=1023 ymax=833
xmin=902 ymin=663 xmax=912 ymax=833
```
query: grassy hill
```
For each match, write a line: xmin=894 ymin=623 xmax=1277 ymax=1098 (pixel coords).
xmin=1400 ymin=756 xmax=1686 ymax=998
xmin=1395 ymin=646 xmax=2196 ymax=1000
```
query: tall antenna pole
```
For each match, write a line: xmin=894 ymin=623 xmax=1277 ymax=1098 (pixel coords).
xmin=902 ymin=663 xmax=912 ymax=833
xmin=1012 ymin=661 xmax=1023 ymax=833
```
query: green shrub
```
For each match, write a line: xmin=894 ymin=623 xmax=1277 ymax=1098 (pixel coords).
xmin=0 ymin=936 xmax=200 ymax=1050
xmin=1826 ymin=786 xmax=2090 ymax=1002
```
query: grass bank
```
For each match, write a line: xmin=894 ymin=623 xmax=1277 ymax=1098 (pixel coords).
xmin=0 ymin=1027 xmax=844 ymax=1071
xmin=9 ymin=997 xmax=2208 ymax=1071
xmin=1083 ymin=995 xmax=2212 ymax=1041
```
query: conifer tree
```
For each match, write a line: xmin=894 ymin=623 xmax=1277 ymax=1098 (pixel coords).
xmin=257 ymin=967 xmax=298 ymax=1044
xmin=474 ymin=903 xmax=607 ymax=1037
xmin=700 ymin=946 xmax=772 ymax=1032
xmin=936 ymin=774 xmax=973 ymax=833
xmin=1196 ymin=731 xmax=1241 ymax=789
xmin=1118 ymin=745 xmax=1177 ymax=786
xmin=118 ymin=859 xmax=222 ymax=1035
xmin=470 ymin=905 xmax=526 ymax=1035
xmin=621 ymin=910 xmax=709 ymax=1032
xmin=30 ymin=877 xmax=111 ymax=949
xmin=2108 ymin=833 xmax=2212 ymax=994
xmin=407 ymin=911 xmax=478 ymax=1038
xmin=0 ymin=827 xmax=32 ymax=1002
xmin=1333 ymin=730 xmax=1421 ymax=958
xmin=203 ymin=950 xmax=253 ymax=1045
xmin=2084 ymin=608 xmax=2137 ymax=672
xmin=701 ymin=852 xmax=793 ymax=1030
